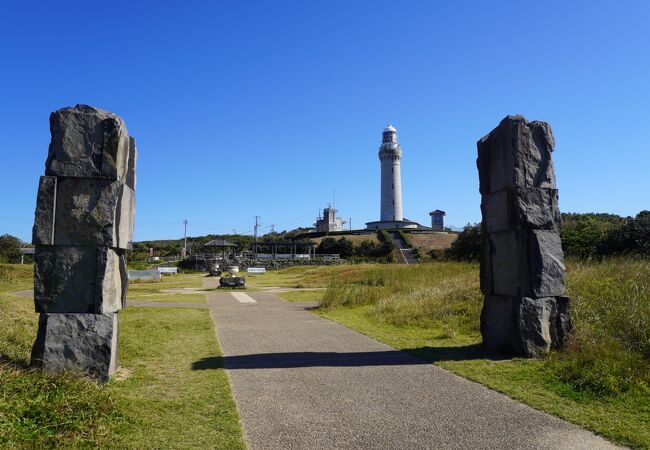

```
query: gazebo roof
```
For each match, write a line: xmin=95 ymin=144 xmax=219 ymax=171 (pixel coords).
xmin=204 ymin=239 xmax=237 ymax=248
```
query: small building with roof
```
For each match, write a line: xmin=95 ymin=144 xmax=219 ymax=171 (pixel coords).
xmin=203 ymin=238 xmax=238 ymax=258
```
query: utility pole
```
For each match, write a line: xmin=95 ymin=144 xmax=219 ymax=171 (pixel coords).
xmin=254 ymin=216 xmax=261 ymax=259
xmin=350 ymin=218 xmax=352 ymax=231
xmin=183 ymin=219 xmax=188 ymax=257
xmin=269 ymin=224 xmax=275 ymax=233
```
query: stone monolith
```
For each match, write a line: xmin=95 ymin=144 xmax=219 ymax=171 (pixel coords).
xmin=31 ymin=104 xmax=136 ymax=381
xmin=477 ymin=115 xmax=571 ymax=357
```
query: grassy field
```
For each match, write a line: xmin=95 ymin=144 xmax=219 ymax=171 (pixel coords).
xmin=274 ymin=289 xmax=325 ymax=302
xmin=126 ymin=273 xmax=206 ymax=303
xmin=0 ymin=264 xmax=244 ymax=448
xmin=244 ymin=264 xmax=378 ymax=289
xmin=317 ymin=259 xmax=650 ymax=449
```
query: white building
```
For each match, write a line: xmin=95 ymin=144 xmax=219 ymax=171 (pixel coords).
xmin=366 ymin=124 xmax=420 ymax=230
xmin=315 ymin=207 xmax=347 ymax=232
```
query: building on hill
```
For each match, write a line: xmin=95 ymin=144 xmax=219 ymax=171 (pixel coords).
xmin=315 ymin=207 xmax=347 ymax=232
xmin=366 ymin=124 xmax=423 ymax=230
xmin=429 ymin=210 xmax=446 ymax=231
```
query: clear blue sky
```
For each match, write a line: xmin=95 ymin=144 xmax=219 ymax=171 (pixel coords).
xmin=1 ymin=1 xmax=648 ymax=242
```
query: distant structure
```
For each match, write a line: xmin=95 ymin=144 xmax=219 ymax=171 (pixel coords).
xmin=315 ymin=206 xmax=347 ymax=232
xmin=366 ymin=124 xmax=421 ymax=230
xmin=429 ymin=210 xmax=446 ymax=231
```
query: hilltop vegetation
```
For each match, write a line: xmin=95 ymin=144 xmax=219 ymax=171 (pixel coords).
xmin=441 ymin=210 xmax=650 ymax=261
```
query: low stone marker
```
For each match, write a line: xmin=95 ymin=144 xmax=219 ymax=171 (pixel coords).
xmin=30 ymin=105 xmax=137 ymax=381
xmin=477 ymin=115 xmax=571 ymax=357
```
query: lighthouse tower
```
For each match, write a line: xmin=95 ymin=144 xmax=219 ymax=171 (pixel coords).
xmin=379 ymin=124 xmax=403 ymax=221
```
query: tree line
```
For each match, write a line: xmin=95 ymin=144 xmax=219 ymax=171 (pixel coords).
xmin=444 ymin=211 xmax=650 ymax=261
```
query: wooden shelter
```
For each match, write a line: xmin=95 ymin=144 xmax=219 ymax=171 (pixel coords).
xmin=203 ymin=239 xmax=238 ymax=258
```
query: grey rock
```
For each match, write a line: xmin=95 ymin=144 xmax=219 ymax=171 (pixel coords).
xmin=220 ymin=276 xmax=246 ymax=288
xmin=31 ymin=312 xmax=118 ymax=382
xmin=481 ymin=296 xmax=571 ymax=357
xmin=45 ymin=105 xmax=131 ymax=181
xmin=513 ymin=188 xmax=560 ymax=231
xmin=480 ymin=295 xmax=514 ymax=354
xmin=53 ymin=178 xmax=124 ymax=248
xmin=481 ymin=188 xmax=560 ymax=234
xmin=528 ymin=230 xmax=566 ymax=296
xmin=479 ymin=232 xmax=493 ymax=295
xmin=486 ymin=230 xmax=565 ymax=297
xmin=551 ymin=296 xmax=572 ymax=349
xmin=115 ymin=184 xmax=135 ymax=249
xmin=487 ymin=230 xmax=529 ymax=297
xmin=32 ymin=176 xmax=57 ymax=245
xmin=513 ymin=297 xmax=553 ymax=357
xmin=34 ymin=246 xmax=126 ymax=314
xmin=126 ymin=137 xmax=137 ymax=191
xmin=480 ymin=190 xmax=509 ymax=234
xmin=477 ymin=115 xmax=556 ymax=195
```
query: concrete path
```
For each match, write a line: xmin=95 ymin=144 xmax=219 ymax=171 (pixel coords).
xmin=204 ymin=288 xmax=619 ymax=450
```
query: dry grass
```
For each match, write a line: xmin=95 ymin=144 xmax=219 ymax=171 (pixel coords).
xmin=309 ymin=233 xmax=379 ymax=245
xmin=406 ymin=232 xmax=458 ymax=251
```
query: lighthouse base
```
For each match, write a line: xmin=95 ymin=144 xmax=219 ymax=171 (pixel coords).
xmin=365 ymin=220 xmax=422 ymax=230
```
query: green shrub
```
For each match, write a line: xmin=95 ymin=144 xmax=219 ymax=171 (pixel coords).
xmin=445 ymin=224 xmax=481 ymax=261
xmin=316 ymin=237 xmax=353 ymax=258
xmin=0 ymin=235 xmax=24 ymax=264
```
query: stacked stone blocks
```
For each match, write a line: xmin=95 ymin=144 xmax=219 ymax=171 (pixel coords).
xmin=31 ymin=105 xmax=136 ymax=381
xmin=477 ymin=115 xmax=571 ymax=357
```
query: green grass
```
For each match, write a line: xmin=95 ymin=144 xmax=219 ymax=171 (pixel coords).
xmin=107 ymin=307 xmax=244 ymax=448
xmin=274 ymin=289 xmax=324 ymax=302
xmin=126 ymin=293 xmax=207 ymax=303
xmin=317 ymin=259 xmax=650 ymax=449
xmin=0 ymin=264 xmax=244 ymax=448
xmin=244 ymin=264 xmax=376 ymax=289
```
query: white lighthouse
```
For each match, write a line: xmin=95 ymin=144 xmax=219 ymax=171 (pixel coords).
xmin=366 ymin=124 xmax=420 ymax=230
xmin=379 ymin=124 xmax=403 ymax=221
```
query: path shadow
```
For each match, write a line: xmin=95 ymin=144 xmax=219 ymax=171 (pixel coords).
xmin=402 ymin=344 xmax=507 ymax=363
xmin=193 ymin=350 xmax=427 ymax=370
xmin=191 ymin=344 xmax=502 ymax=371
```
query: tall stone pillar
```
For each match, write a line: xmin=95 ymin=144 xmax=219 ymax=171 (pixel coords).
xmin=30 ymin=105 xmax=137 ymax=381
xmin=477 ymin=115 xmax=571 ymax=357
xmin=379 ymin=124 xmax=403 ymax=222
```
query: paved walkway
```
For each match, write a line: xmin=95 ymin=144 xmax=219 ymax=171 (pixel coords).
xmin=203 ymin=285 xmax=619 ymax=450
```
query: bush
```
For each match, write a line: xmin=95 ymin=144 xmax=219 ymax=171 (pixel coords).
xmin=353 ymin=239 xmax=393 ymax=261
xmin=0 ymin=235 xmax=24 ymax=264
xmin=316 ymin=237 xmax=353 ymax=258
xmin=445 ymin=224 xmax=481 ymax=261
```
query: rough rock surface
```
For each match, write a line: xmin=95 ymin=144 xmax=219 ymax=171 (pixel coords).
xmin=481 ymin=188 xmax=560 ymax=233
xmin=31 ymin=313 xmax=118 ymax=381
xmin=126 ymin=136 xmax=137 ymax=190
xmin=45 ymin=105 xmax=131 ymax=181
xmin=481 ymin=295 xmax=573 ymax=357
xmin=32 ymin=176 xmax=57 ymax=245
xmin=31 ymin=105 xmax=136 ymax=381
xmin=33 ymin=177 xmax=135 ymax=249
xmin=477 ymin=115 xmax=570 ymax=356
xmin=477 ymin=115 xmax=556 ymax=195
xmin=34 ymin=246 xmax=126 ymax=314
xmin=528 ymin=230 xmax=566 ymax=297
